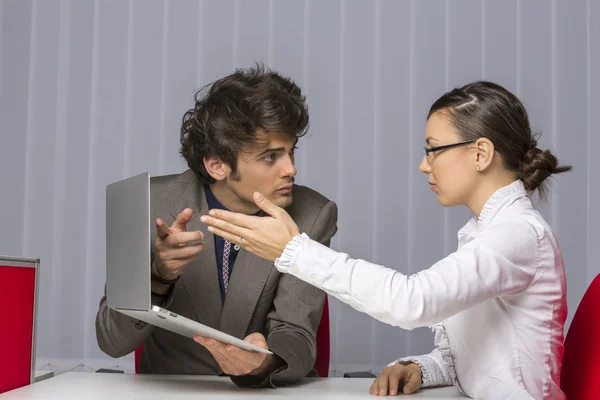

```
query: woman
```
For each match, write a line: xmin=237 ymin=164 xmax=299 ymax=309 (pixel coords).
xmin=200 ymin=81 xmax=571 ymax=399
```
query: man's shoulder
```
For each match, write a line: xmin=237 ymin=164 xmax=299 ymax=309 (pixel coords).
xmin=150 ymin=169 xmax=199 ymax=209
xmin=288 ymin=185 xmax=338 ymax=239
xmin=150 ymin=169 xmax=196 ymax=188
xmin=287 ymin=184 xmax=336 ymax=217
xmin=291 ymin=184 xmax=331 ymax=204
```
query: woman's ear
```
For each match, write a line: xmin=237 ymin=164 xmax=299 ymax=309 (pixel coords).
xmin=474 ymin=138 xmax=495 ymax=172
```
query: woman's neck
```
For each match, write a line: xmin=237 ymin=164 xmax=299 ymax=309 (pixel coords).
xmin=467 ymin=174 xmax=519 ymax=218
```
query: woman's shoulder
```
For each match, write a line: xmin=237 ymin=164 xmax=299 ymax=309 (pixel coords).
xmin=487 ymin=199 xmax=555 ymax=245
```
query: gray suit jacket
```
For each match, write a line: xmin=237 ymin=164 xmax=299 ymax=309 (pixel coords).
xmin=95 ymin=170 xmax=338 ymax=387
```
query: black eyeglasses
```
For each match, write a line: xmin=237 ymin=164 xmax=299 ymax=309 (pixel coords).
xmin=424 ymin=140 xmax=475 ymax=158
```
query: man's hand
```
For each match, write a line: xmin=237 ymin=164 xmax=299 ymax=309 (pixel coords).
xmin=153 ymin=208 xmax=205 ymax=283
xmin=194 ymin=333 xmax=280 ymax=377
xmin=369 ymin=362 xmax=422 ymax=396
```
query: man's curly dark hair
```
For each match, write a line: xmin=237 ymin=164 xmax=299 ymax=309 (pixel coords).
xmin=179 ymin=64 xmax=309 ymax=183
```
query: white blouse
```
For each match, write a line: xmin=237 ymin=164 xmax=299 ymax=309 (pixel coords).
xmin=275 ymin=180 xmax=567 ymax=399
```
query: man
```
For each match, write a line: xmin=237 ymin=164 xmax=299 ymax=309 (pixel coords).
xmin=95 ymin=65 xmax=338 ymax=388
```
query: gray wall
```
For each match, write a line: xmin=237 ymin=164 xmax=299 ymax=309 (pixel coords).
xmin=0 ymin=0 xmax=598 ymax=374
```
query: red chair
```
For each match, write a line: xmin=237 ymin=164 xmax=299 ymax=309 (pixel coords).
xmin=314 ymin=296 xmax=331 ymax=377
xmin=0 ymin=256 xmax=40 ymax=394
xmin=561 ymin=274 xmax=600 ymax=399
xmin=135 ymin=296 xmax=331 ymax=377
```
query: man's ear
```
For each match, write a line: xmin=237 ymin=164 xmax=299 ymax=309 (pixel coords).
xmin=204 ymin=156 xmax=231 ymax=181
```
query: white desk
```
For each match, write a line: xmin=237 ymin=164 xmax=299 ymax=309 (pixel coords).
xmin=0 ymin=372 xmax=466 ymax=399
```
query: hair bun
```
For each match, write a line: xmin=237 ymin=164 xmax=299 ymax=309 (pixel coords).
xmin=526 ymin=139 xmax=538 ymax=152
xmin=520 ymin=146 xmax=572 ymax=196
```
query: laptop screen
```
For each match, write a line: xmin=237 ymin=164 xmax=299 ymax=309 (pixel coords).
xmin=106 ymin=172 xmax=151 ymax=311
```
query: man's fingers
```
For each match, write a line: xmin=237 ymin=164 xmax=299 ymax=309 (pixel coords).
xmin=194 ymin=336 xmax=229 ymax=360
xmin=193 ymin=335 xmax=208 ymax=345
xmin=221 ymin=344 xmax=261 ymax=371
xmin=176 ymin=255 xmax=199 ymax=266
xmin=194 ymin=336 xmax=254 ymax=375
xmin=156 ymin=218 xmax=171 ymax=239
xmin=244 ymin=333 xmax=268 ymax=350
xmin=205 ymin=346 xmax=232 ymax=372
xmin=196 ymin=334 xmax=265 ymax=375
xmin=172 ymin=208 xmax=193 ymax=231
xmin=163 ymin=231 xmax=204 ymax=247
xmin=194 ymin=336 xmax=227 ymax=354
xmin=223 ymin=343 xmax=251 ymax=358
xmin=161 ymin=243 xmax=205 ymax=262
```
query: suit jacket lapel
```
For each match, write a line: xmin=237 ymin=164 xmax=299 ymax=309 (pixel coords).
xmin=171 ymin=181 xmax=223 ymax=327
xmin=219 ymin=245 xmax=274 ymax=339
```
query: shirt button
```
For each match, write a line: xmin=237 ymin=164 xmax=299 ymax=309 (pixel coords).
xmin=233 ymin=245 xmax=240 ymax=251
xmin=310 ymin=275 xmax=319 ymax=285
xmin=291 ymin=265 xmax=300 ymax=274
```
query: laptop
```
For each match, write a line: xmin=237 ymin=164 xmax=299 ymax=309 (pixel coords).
xmin=105 ymin=172 xmax=271 ymax=355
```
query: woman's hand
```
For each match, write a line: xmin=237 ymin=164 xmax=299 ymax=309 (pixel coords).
xmin=200 ymin=192 xmax=300 ymax=262
xmin=370 ymin=362 xmax=422 ymax=396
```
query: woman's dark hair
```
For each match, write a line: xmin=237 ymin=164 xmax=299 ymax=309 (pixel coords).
xmin=180 ymin=64 xmax=309 ymax=183
xmin=428 ymin=81 xmax=572 ymax=198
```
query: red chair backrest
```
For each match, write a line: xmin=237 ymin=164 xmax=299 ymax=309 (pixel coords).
xmin=135 ymin=296 xmax=331 ymax=377
xmin=561 ymin=274 xmax=600 ymax=399
xmin=0 ymin=257 xmax=39 ymax=394
xmin=135 ymin=342 xmax=142 ymax=374
xmin=314 ymin=296 xmax=330 ymax=377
